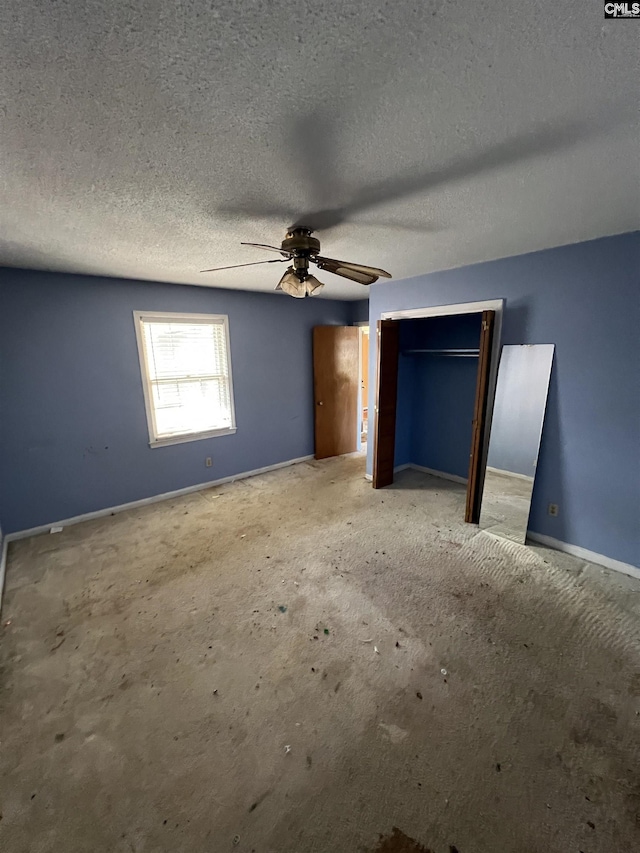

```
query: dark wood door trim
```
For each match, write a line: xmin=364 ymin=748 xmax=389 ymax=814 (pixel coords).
xmin=372 ymin=319 xmax=400 ymax=489
xmin=465 ymin=310 xmax=496 ymax=523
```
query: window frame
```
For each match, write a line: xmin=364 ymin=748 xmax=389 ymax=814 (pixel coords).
xmin=133 ymin=310 xmax=237 ymax=449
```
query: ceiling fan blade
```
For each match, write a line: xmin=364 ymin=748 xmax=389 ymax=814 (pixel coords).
xmin=240 ymin=242 xmax=290 ymax=256
xmin=200 ymin=258 xmax=288 ymax=273
xmin=315 ymin=256 xmax=392 ymax=284
xmin=313 ymin=262 xmax=376 ymax=285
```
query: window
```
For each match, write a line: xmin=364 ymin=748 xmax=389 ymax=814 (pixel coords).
xmin=134 ymin=311 xmax=236 ymax=447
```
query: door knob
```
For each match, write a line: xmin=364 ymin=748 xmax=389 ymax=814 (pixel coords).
xmin=317 ymin=401 xmax=324 ymax=406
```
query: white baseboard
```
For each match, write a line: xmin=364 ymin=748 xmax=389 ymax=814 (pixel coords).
xmin=366 ymin=463 xmax=467 ymax=485
xmin=408 ymin=464 xmax=468 ymax=485
xmin=4 ymin=455 xmax=315 ymax=544
xmin=527 ymin=532 xmax=640 ymax=581
xmin=0 ymin=536 xmax=7 ymax=616
xmin=365 ymin=463 xmax=408 ymax=482
xmin=486 ymin=466 xmax=534 ymax=483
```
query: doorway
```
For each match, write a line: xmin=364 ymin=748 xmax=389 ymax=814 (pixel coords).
xmin=312 ymin=325 xmax=369 ymax=460
xmin=358 ymin=326 xmax=369 ymax=451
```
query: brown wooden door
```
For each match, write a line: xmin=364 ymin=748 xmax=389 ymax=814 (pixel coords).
xmin=465 ymin=310 xmax=496 ymax=523
xmin=372 ymin=319 xmax=400 ymax=488
xmin=313 ymin=326 xmax=359 ymax=459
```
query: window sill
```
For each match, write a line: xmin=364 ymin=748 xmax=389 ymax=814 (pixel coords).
xmin=149 ymin=427 xmax=237 ymax=448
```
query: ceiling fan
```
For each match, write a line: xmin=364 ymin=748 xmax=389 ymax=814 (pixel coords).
xmin=200 ymin=227 xmax=392 ymax=297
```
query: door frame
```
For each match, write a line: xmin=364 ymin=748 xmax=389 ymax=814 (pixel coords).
xmin=375 ymin=299 xmax=504 ymax=507
xmin=356 ymin=323 xmax=369 ymax=451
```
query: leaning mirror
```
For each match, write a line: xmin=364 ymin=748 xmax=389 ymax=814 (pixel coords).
xmin=479 ymin=344 xmax=555 ymax=544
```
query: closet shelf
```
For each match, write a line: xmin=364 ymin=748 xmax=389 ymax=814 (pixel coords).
xmin=401 ymin=348 xmax=480 ymax=357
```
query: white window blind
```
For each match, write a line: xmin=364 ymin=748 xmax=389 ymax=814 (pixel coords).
xmin=135 ymin=312 xmax=236 ymax=446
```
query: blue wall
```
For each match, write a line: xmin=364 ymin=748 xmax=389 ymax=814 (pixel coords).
xmin=368 ymin=232 xmax=640 ymax=567
xmin=348 ymin=299 xmax=369 ymax=324
xmin=410 ymin=356 xmax=477 ymax=478
xmin=397 ymin=315 xmax=481 ymax=478
xmin=393 ymin=328 xmax=414 ymax=468
xmin=0 ymin=269 xmax=354 ymax=533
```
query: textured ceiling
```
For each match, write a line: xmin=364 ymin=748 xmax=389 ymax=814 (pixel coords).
xmin=0 ymin=1 xmax=638 ymax=299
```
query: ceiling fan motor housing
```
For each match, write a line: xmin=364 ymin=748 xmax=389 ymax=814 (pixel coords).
xmin=282 ymin=227 xmax=320 ymax=257
xmin=282 ymin=227 xmax=321 ymax=281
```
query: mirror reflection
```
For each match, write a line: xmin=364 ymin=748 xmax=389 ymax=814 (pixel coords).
xmin=480 ymin=344 xmax=554 ymax=543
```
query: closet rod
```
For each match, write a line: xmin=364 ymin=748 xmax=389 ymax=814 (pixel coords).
xmin=402 ymin=348 xmax=480 ymax=357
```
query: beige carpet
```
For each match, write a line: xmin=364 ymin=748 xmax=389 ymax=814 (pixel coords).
xmin=1 ymin=455 xmax=639 ymax=852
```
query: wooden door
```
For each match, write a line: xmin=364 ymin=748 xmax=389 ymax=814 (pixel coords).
xmin=465 ymin=310 xmax=496 ymax=523
xmin=372 ymin=319 xmax=400 ymax=488
xmin=313 ymin=326 xmax=359 ymax=459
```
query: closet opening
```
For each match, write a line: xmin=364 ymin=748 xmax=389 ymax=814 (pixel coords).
xmin=372 ymin=300 xmax=503 ymax=523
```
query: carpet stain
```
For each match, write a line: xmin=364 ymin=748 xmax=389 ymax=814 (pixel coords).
xmin=378 ymin=722 xmax=409 ymax=744
xmin=371 ymin=827 xmax=433 ymax=852
xmin=248 ymin=788 xmax=271 ymax=812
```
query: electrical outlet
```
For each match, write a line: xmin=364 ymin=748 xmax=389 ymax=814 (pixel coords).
xmin=548 ymin=503 xmax=559 ymax=517
xmin=205 ymin=457 xmax=212 ymax=468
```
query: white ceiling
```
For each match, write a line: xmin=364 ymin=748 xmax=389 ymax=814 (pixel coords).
xmin=0 ymin=1 xmax=638 ymax=300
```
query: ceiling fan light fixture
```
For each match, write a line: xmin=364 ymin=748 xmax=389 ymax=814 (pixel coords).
xmin=305 ymin=274 xmax=324 ymax=296
xmin=276 ymin=268 xmax=324 ymax=298
xmin=277 ymin=268 xmax=307 ymax=298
